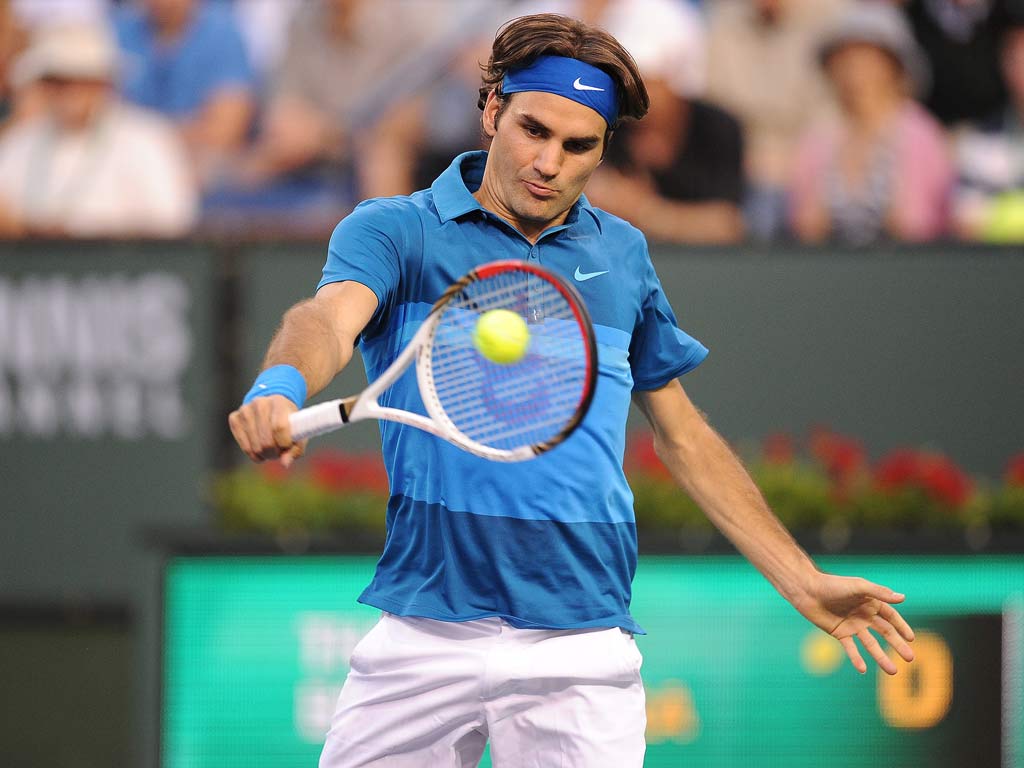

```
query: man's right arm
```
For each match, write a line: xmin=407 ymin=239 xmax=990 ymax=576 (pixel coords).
xmin=228 ymin=280 xmax=379 ymax=465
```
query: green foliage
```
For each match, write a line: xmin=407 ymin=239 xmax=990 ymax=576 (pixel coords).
xmin=987 ymin=486 xmax=1024 ymax=528
xmin=212 ymin=462 xmax=387 ymax=536
xmin=209 ymin=436 xmax=1024 ymax=537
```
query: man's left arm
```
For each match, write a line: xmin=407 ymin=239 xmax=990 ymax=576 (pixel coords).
xmin=633 ymin=379 xmax=916 ymax=675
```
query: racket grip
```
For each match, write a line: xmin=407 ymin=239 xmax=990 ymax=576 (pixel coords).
xmin=289 ymin=400 xmax=348 ymax=441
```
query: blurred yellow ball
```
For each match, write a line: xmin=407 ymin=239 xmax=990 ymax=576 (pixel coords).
xmin=801 ymin=632 xmax=843 ymax=676
xmin=472 ymin=309 xmax=530 ymax=364
xmin=982 ymin=192 xmax=1024 ymax=243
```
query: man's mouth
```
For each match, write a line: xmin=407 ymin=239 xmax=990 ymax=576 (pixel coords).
xmin=523 ymin=180 xmax=557 ymax=199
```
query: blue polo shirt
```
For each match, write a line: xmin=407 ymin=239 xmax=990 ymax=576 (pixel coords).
xmin=319 ymin=151 xmax=707 ymax=633
xmin=114 ymin=4 xmax=255 ymax=119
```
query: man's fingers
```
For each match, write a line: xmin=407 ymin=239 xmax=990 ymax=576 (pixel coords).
xmin=227 ymin=410 xmax=259 ymax=462
xmin=871 ymin=615 xmax=915 ymax=664
xmin=858 ymin=578 xmax=905 ymax=604
xmin=228 ymin=396 xmax=300 ymax=463
xmin=839 ymin=636 xmax=867 ymax=674
xmin=229 ymin=407 xmax=269 ymax=463
xmin=281 ymin=439 xmax=307 ymax=469
xmin=271 ymin=407 xmax=295 ymax=451
xmin=254 ymin=400 xmax=282 ymax=460
xmin=878 ymin=602 xmax=915 ymax=643
xmin=858 ymin=628 xmax=898 ymax=675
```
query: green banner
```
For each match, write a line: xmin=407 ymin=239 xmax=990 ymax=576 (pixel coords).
xmin=0 ymin=243 xmax=216 ymax=599
xmin=162 ymin=555 xmax=1024 ymax=767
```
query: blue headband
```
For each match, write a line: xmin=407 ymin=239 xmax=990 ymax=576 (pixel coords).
xmin=501 ymin=55 xmax=619 ymax=127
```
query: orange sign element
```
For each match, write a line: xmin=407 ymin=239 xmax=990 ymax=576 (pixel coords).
xmin=645 ymin=680 xmax=701 ymax=744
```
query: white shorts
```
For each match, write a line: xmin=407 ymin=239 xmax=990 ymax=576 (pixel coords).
xmin=318 ymin=612 xmax=646 ymax=767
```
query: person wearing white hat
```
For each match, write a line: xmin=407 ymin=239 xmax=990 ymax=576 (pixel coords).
xmin=583 ymin=3 xmax=746 ymax=243
xmin=788 ymin=2 xmax=953 ymax=245
xmin=0 ymin=21 xmax=197 ymax=238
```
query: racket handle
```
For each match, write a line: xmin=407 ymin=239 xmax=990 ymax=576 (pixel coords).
xmin=289 ymin=399 xmax=351 ymax=441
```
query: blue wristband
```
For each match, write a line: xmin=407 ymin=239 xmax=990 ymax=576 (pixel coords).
xmin=242 ymin=364 xmax=308 ymax=408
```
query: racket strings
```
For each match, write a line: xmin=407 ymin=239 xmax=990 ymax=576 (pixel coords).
xmin=428 ymin=268 xmax=589 ymax=451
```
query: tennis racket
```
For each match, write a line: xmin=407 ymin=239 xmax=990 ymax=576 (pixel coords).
xmin=288 ymin=260 xmax=598 ymax=462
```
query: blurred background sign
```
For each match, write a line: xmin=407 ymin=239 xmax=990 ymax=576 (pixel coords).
xmin=161 ymin=555 xmax=1024 ymax=768
xmin=0 ymin=242 xmax=217 ymax=767
xmin=0 ymin=243 xmax=216 ymax=599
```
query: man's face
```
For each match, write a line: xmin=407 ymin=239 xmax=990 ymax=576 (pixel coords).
xmin=1002 ymin=29 xmax=1024 ymax=101
xmin=145 ymin=0 xmax=194 ymax=28
xmin=42 ymin=77 xmax=110 ymax=131
xmin=477 ymin=90 xmax=606 ymax=239
xmin=825 ymin=43 xmax=903 ymax=112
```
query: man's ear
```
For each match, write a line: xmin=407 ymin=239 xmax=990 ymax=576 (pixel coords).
xmin=481 ymin=90 xmax=500 ymax=139
xmin=600 ymin=129 xmax=614 ymax=161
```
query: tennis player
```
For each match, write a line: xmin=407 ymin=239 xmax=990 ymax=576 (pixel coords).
xmin=229 ymin=13 xmax=916 ymax=767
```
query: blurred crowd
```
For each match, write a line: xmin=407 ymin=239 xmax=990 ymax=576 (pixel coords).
xmin=0 ymin=0 xmax=1022 ymax=244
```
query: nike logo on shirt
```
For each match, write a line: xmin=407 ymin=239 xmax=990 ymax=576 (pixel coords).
xmin=572 ymin=77 xmax=605 ymax=92
xmin=574 ymin=267 xmax=610 ymax=281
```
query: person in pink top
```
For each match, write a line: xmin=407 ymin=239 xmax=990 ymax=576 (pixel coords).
xmin=789 ymin=2 xmax=953 ymax=245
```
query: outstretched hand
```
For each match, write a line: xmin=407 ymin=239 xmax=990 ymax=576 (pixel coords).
xmin=795 ymin=574 xmax=915 ymax=675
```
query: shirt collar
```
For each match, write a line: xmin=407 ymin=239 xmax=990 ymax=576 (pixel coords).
xmin=431 ymin=150 xmax=603 ymax=234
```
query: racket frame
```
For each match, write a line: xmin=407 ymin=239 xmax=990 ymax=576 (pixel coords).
xmin=289 ymin=260 xmax=597 ymax=462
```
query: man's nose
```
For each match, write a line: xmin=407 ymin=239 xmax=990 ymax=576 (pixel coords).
xmin=533 ymin=141 xmax=562 ymax=179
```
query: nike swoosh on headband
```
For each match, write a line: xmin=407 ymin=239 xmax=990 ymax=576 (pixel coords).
xmin=574 ymin=267 xmax=610 ymax=281
xmin=572 ymin=77 xmax=605 ymax=92
xmin=502 ymin=56 xmax=618 ymax=126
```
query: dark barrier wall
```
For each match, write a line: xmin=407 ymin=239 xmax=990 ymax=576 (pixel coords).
xmin=648 ymin=244 xmax=1024 ymax=476
xmin=0 ymin=243 xmax=216 ymax=598
xmin=0 ymin=242 xmax=218 ymax=767
xmin=239 ymin=242 xmax=1024 ymax=475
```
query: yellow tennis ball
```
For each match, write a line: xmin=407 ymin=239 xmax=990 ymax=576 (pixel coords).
xmin=472 ymin=309 xmax=530 ymax=364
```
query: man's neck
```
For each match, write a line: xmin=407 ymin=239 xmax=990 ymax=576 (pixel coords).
xmin=154 ymin=10 xmax=192 ymax=44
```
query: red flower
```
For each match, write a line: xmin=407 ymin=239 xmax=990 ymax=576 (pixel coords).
xmin=875 ymin=449 xmax=921 ymax=488
xmin=308 ymin=451 xmax=389 ymax=494
xmin=259 ymin=460 xmax=289 ymax=483
xmin=917 ymin=454 xmax=972 ymax=507
xmin=625 ymin=430 xmax=670 ymax=479
xmin=762 ymin=432 xmax=795 ymax=465
xmin=1006 ymin=454 xmax=1024 ymax=487
xmin=874 ymin=449 xmax=972 ymax=508
xmin=809 ymin=426 xmax=865 ymax=485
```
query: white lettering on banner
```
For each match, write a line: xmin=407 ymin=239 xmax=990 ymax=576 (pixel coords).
xmin=0 ymin=273 xmax=192 ymax=440
xmin=294 ymin=613 xmax=376 ymax=743
xmin=294 ymin=682 xmax=344 ymax=743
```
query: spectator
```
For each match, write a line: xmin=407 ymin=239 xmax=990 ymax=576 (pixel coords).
xmin=789 ymin=3 xmax=952 ymax=245
xmin=953 ymin=10 xmax=1024 ymax=241
xmin=895 ymin=0 xmax=1013 ymax=126
xmin=0 ymin=0 xmax=29 ymax=126
xmin=356 ymin=34 xmax=495 ymax=199
xmin=706 ymin=0 xmax=848 ymax=240
xmin=215 ymin=0 xmax=468 ymax=231
xmin=113 ymin=0 xmax=256 ymax=183
xmin=0 ymin=22 xmax=198 ymax=238
xmin=582 ymin=0 xmax=707 ymax=98
xmin=231 ymin=0 xmax=303 ymax=83
xmin=585 ymin=27 xmax=745 ymax=244
xmin=11 ymin=0 xmax=109 ymax=28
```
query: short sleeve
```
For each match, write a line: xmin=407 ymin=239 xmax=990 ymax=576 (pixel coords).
xmin=318 ymin=200 xmax=408 ymax=333
xmin=629 ymin=254 xmax=708 ymax=391
xmin=201 ymin=7 xmax=256 ymax=93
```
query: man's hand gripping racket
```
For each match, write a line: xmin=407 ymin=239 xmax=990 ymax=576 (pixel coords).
xmin=288 ymin=260 xmax=598 ymax=462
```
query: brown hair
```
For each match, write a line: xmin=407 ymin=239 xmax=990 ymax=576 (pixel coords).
xmin=478 ymin=13 xmax=649 ymax=134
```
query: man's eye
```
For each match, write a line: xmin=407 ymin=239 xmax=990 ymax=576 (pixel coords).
xmin=525 ymin=125 xmax=542 ymax=137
